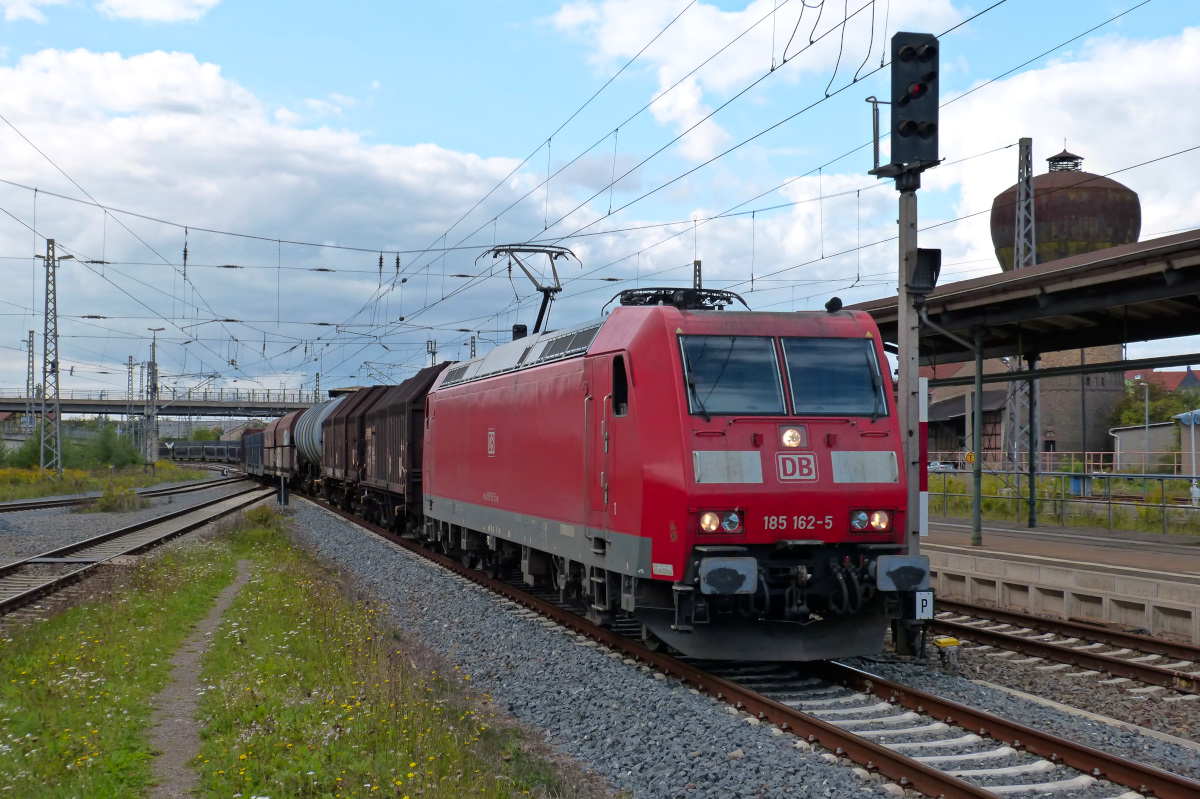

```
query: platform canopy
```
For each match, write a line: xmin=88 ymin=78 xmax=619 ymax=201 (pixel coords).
xmin=849 ymin=228 xmax=1200 ymax=366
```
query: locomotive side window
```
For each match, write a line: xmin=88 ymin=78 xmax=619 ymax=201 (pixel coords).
xmin=782 ymin=337 xmax=888 ymax=417
xmin=613 ymin=355 xmax=629 ymax=417
xmin=679 ymin=336 xmax=785 ymax=416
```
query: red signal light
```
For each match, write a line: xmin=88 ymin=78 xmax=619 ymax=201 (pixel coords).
xmin=908 ymin=82 xmax=927 ymax=99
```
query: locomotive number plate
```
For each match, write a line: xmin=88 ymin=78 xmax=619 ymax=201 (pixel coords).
xmin=763 ymin=515 xmax=833 ymax=531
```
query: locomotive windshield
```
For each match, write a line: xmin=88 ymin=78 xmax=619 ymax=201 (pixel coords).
xmin=679 ymin=336 xmax=786 ymax=416
xmin=783 ymin=337 xmax=888 ymax=417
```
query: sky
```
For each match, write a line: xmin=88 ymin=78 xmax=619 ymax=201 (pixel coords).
xmin=0 ymin=0 xmax=1198 ymax=400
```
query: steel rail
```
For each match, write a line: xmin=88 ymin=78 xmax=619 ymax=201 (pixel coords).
xmin=932 ymin=618 xmax=1199 ymax=695
xmin=313 ymin=499 xmax=1200 ymax=799
xmin=937 ymin=597 xmax=1200 ymax=663
xmin=815 ymin=661 xmax=1200 ymax=799
xmin=0 ymin=475 xmax=246 ymax=513
xmin=0 ymin=487 xmax=271 ymax=614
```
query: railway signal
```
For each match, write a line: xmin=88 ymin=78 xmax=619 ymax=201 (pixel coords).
xmin=889 ymin=32 xmax=939 ymax=168
xmin=868 ymin=32 xmax=943 ymax=656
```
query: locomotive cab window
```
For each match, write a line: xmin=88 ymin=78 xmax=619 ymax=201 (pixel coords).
xmin=613 ymin=355 xmax=629 ymax=417
xmin=782 ymin=337 xmax=888 ymax=417
xmin=679 ymin=335 xmax=785 ymax=416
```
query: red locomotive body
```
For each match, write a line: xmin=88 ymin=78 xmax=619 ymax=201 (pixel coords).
xmin=423 ymin=299 xmax=928 ymax=660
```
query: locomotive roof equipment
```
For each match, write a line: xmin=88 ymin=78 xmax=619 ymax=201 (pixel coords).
xmin=479 ymin=245 xmax=580 ymax=334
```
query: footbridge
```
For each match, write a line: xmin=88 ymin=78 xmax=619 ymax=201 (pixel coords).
xmin=0 ymin=388 xmax=316 ymax=418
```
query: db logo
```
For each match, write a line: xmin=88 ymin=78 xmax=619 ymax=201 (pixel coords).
xmin=487 ymin=429 xmax=496 ymax=457
xmin=777 ymin=452 xmax=817 ymax=482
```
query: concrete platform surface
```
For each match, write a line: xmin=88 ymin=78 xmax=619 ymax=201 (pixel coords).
xmin=927 ymin=516 xmax=1200 ymax=581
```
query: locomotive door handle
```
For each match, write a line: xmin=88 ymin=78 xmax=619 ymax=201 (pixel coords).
xmin=602 ymin=394 xmax=611 ymax=452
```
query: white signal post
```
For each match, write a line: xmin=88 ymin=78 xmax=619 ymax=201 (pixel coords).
xmin=919 ymin=376 xmax=929 ymax=537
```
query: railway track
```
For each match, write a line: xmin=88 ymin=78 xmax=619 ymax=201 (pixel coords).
xmin=931 ymin=598 xmax=1200 ymax=696
xmin=314 ymin=498 xmax=1200 ymax=799
xmin=0 ymin=475 xmax=246 ymax=513
xmin=0 ymin=486 xmax=272 ymax=615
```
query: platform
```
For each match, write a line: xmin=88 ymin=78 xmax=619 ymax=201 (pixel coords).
xmin=923 ymin=516 xmax=1200 ymax=643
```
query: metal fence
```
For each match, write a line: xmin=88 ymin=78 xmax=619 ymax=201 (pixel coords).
xmin=929 ymin=450 xmax=1186 ymax=475
xmin=927 ymin=467 xmax=1200 ymax=534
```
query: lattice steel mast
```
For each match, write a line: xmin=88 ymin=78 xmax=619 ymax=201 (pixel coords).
xmin=39 ymin=239 xmax=63 ymax=476
xmin=126 ymin=355 xmax=137 ymax=444
xmin=24 ymin=330 xmax=35 ymax=428
xmin=1004 ymin=138 xmax=1040 ymax=475
xmin=145 ymin=331 xmax=161 ymax=464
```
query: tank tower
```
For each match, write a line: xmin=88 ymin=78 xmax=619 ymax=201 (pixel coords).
xmin=989 ymin=149 xmax=1139 ymax=459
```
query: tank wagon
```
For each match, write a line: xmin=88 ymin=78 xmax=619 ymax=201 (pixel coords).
xmin=294 ymin=396 xmax=344 ymax=493
xmin=251 ymin=289 xmax=929 ymax=661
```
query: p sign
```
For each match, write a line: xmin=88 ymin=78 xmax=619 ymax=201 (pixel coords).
xmin=913 ymin=590 xmax=934 ymax=620
xmin=776 ymin=452 xmax=818 ymax=482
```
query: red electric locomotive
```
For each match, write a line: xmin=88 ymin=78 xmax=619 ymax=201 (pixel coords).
xmin=423 ymin=288 xmax=929 ymax=661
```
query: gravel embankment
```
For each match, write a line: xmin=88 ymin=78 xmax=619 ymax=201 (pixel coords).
xmin=960 ymin=646 xmax=1200 ymax=740
xmin=288 ymin=500 xmax=894 ymax=799
xmin=847 ymin=655 xmax=1200 ymax=783
xmin=0 ymin=480 xmax=251 ymax=566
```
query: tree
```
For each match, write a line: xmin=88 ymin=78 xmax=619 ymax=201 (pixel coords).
xmin=1109 ymin=383 xmax=1200 ymax=429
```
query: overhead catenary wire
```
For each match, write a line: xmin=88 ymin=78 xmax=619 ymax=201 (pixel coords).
xmin=551 ymin=0 xmax=1143 ymax=298
xmin=0 ymin=0 xmax=1166 ymax=387
xmin=536 ymin=0 xmax=1009 ymax=252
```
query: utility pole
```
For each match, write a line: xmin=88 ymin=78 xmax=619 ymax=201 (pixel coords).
xmin=24 ymin=330 xmax=35 ymax=428
xmin=38 ymin=239 xmax=68 ymax=477
xmin=869 ymin=32 xmax=941 ymax=654
xmin=146 ymin=328 xmax=164 ymax=467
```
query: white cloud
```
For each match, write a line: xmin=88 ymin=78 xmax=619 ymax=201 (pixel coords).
xmin=929 ymin=26 xmax=1200 ymax=280
xmin=303 ymin=97 xmax=343 ymax=117
xmin=96 ymin=0 xmax=220 ymax=22
xmin=0 ymin=47 xmax=542 ymax=390
xmin=553 ymin=0 xmax=964 ymax=161
xmin=1 ymin=0 xmax=69 ymax=23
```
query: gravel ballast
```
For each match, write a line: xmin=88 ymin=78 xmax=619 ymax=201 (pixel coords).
xmin=288 ymin=500 xmax=895 ymax=799
xmin=0 ymin=480 xmax=250 ymax=566
xmin=847 ymin=655 xmax=1200 ymax=783
xmin=288 ymin=499 xmax=1200 ymax=797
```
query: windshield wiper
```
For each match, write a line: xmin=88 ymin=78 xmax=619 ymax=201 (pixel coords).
xmin=684 ymin=352 xmax=712 ymax=422
xmin=865 ymin=344 xmax=884 ymax=422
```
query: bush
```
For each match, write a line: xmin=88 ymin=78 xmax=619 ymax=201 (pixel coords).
xmin=93 ymin=483 xmax=148 ymax=513
xmin=3 ymin=421 xmax=143 ymax=470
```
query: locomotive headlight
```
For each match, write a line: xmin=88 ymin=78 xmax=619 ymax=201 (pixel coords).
xmin=781 ymin=427 xmax=803 ymax=448
xmin=721 ymin=511 xmax=741 ymax=532
xmin=869 ymin=510 xmax=892 ymax=531
xmin=699 ymin=512 xmax=721 ymax=533
xmin=850 ymin=510 xmax=869 ymax=531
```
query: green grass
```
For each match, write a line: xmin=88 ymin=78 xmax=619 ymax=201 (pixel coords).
xmin=198 ymin=505 xmax=575 ymax=798
xmin=0 ymin=541 xmax=237 ymax=797
xmin=0 ymin=462 xmax=210 ymax=503
xmin=0 ymin=506 xmax=584 ymax=799
xmin=928 ymin=472 xmax=1200 ymax=535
